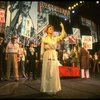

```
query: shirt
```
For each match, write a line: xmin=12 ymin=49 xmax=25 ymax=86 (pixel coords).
xmin=6 ymin=41 xmax=19 ymax=54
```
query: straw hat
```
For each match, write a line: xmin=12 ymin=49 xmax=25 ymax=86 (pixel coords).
xmin=19 ymin=41 xmax=23 ymax=45
xmin=0 ymin=37 xmax=4 ymax=40
xmin=11 ymin=34 xmax=17 ymax=39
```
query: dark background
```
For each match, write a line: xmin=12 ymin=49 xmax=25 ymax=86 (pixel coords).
xmin=48 ymin=1 xmax=100 ymax=52
xmin=46 ymin=1 xmax=100 ymax=25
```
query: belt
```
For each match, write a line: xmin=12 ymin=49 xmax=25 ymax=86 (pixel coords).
xmin=7 ymin=53 xmax=18 ymax=54
xmin=48 ymin=59 xmax=55 ymax=60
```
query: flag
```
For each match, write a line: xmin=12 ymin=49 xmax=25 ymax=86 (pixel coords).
xmin=68 ymin=35 xmax=76 ymax=44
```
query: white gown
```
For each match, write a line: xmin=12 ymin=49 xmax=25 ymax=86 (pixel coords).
xmin=40 ymin=34 xmax=64 ymax=93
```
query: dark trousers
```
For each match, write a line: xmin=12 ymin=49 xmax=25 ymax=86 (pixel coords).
xmin=37 ymin=60 xmax=42 ymax=78
xmin=18 ymin=60 xmax=26 ymax=77
xmin=0 ymin=57 xmax=6 ymax=80
xmin=27 ymin=61 xmax=36 ymax=79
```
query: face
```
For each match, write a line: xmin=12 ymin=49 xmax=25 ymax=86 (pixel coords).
xmin=47 ymin=26 xmax=54 ymax=35
xmin=29 ymin=43 xmax=34 ymax=47
xmin=19 ymin=44 xmax=23 ymax=47
xmin=11 ymin=38 xmax=16 ymax=43
xmin=0 ymin=39 xmax=3 ymax=43
xmin=73 ymin=46 xmax=77 ymax=51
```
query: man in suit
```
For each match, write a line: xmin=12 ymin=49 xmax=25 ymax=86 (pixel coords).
xmin=26 ymin=41 xmax=37 ymax=80
xmin=0 ymin=37 xmax=6 ymax=81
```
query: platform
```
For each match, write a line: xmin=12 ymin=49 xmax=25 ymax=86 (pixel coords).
xmin=59 ymin=66 xmax=80 ymax=77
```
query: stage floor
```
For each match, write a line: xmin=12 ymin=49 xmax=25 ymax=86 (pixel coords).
xmin=0 ymin=73 xmax=100 ymax=99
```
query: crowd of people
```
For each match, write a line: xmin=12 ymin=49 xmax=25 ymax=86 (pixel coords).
xmin=0 ymin=34 xmax=42 ymax=82
xmin=0 ymin=22 xmax=100 ymax=96
xmin=58 ymin=45 xmax=100 ymax=75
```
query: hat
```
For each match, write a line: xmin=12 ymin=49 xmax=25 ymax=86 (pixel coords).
xmin=0 ymin=37 xmax=4 ymax=40
xmin=11 ymin=34 xmax=17 ymax=39
xmin=29 ymin=41 xmax=34 ymax=45
xmin=19 ymin=41 xmax=23 ymax=45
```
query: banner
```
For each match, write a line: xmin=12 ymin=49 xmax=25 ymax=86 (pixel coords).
xmin=82 ymin=35 xmax=92 ymax=49
xmin=91 ymin=22 xmax=98 ymax=43
xmin=39 ymin=2 xmax=68 ymax=16
xmin=5 ymin=1 xmax=37 ymax=44
xmin=21 ymin=17 xmax=31 ymax=38
xmin=81 ymin=16 xmax=98 ymax=43
xmin=0 ymin=9 xmax=5 ymax=34
xmin=72 ymin=28 xmax=81 ymax=39
xmin=0 ymin=9 xmax=5 ymax=23
xmin=68 ymin=34 xmax=76 ymax=44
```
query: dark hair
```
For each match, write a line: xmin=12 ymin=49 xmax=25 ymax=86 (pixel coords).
xmin=29 ymin=41 xmax=34 ymax=46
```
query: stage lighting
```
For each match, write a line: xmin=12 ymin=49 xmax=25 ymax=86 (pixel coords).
xmin=68 ymin=7 xmax=71 ymax=10
xmin=72 ymin=10 xmax=75 ymax=14
xmin=72 ymin=6 xmax=74 ymax=9
xmin=96 ymin=1 xmax=99 ymax=4
xmin=80 ymin=1 xmax=83 ymax=3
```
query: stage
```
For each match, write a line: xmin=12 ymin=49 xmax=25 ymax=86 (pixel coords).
xmin=0 ymin=73 xmax=100 ymax=99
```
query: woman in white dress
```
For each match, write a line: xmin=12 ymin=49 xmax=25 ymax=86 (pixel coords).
xmin=40 ymin=22 xmax=67 ymax=94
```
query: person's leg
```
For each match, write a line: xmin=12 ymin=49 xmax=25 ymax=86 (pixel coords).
xmin=81 ymin=69 xmax=85 ymax=78
xmin=13 ymin=54 xmax=19 ymax=81
xmin=6 ymin=54 xmax=12 ymax=80
xmin=93 ymin=61 xmax=96 ymax=73
xmin=32 ymin=61 xmax=37 ymax=80
xmin=0 ymin=62 xmax=2 ymax=80
xmin=27 ymin=63 xmax=30 ymax=80
xmin=97 ymin=63 xmax=100 ymax=73
xmin=21 ymin=61 xmax=26 ymax=78
xmin=85 ymin=69 xmax=90 ymax=78
xmin=37 ymin=61 xmax=41 ymax=78
xmin=18 ymin=61 xmax=21 ymax=77
xmin=2 ymin=58 xmax=6 ymax=80
xmin=32 ymin=66 xmax=35 ymax=79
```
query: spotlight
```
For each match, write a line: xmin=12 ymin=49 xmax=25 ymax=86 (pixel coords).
xmin=72 ymin=6 xmax=74 ymax=9
xmin=68 ymin=7 xmax=71 ymax=10
xmin=80 ymin=1 xmax=83 ymax=3
xmin=64 ymin=18 xmax=67 ymax=21
xmin=76 ymin=3 xmax=78 ymax=6
xmin=74 ymin=4 xmax=76 ymax=7
xmin=72 ymin=10 xmax=75 ymax=14
xmin=96 ymin=1 xmax=99 ymax=4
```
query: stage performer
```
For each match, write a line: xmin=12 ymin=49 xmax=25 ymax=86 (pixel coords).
xmin=40 ymin=22 xmax=67 ymax=95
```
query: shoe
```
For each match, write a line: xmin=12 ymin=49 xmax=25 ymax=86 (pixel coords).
xmin=28 ymin=77 xmax=30 ymax=80
xmin=86 ymin=77 xmax=90 ymax=79
xmin=24 ymin=76 xmax=27 ymax=79
xmin=22 ymin=75 xmax=27 ymax=78
xmin=5 ymin=79 xmax=9 ymax=81
xmin=47 ymin=92 xmax=56 ymax=96
xmin=15 ymin=80 xmax=19 ymax=82
xmin=33 ymin=77 xmax=37 ymax=80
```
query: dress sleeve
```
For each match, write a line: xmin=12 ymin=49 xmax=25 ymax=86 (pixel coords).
xmin=6 ymin=43 xmax=9 ymax=53
xmin=55 ymin=28 xmax=67 ymax=42
xmin=40 ymin=37 xmax=45 ymax=57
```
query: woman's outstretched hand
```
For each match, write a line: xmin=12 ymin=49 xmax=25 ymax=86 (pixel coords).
xmin=60 ymin=22 xmax=67 ymax=37
xmin=60 ymin=22 xmax=64 ymax=29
